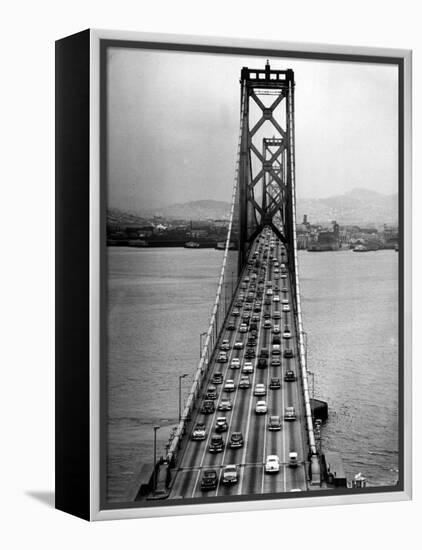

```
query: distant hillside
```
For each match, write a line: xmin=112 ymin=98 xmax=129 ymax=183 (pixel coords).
xmin=296 ymin=188 xmax=398 ymax=225
xmin=108 ymin=189 xmax=398 ymax=226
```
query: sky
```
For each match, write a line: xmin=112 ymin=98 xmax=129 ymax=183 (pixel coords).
xmin=106 ymin=47 xmax=398 ymax=212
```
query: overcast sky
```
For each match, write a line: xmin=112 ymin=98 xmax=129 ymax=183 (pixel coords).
xmin=106 ymin=47 xmax=398 ymax=212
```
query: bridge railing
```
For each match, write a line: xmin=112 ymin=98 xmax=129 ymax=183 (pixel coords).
xmin=164 ymin=97 xmax=246 ymax=467
xmin=286 ymin=80 xmax=320 ymax=485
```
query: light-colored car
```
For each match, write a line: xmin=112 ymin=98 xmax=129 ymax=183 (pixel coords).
xmin=222 ymin=464 xmax=239 ymax=484
xmin=265 ymin=455 xmax=280 ymax=473
xmin=273 ymin=295 xmax=280 ymax=302
xmin=218 ymin=399 xmax=232 ymax=411
xmin=255 ymin=400 xmax=268 ymax=414
xmin=289 ymin=451 xmax=298 ymax=468
xmin=242 ymin=361 xmax=254 ymax=374
xmin=234 ymin=341 xmax=244 ymax=349
xmin=268 ymin=415 xmax=282 ymax=431
xmin=239 ymin=375 xmax=250 ymax=389
xmin=283 ymin=329 xmax=292 ymax=339
xmin=282 ymin=304 xmax=290 ymax=312
xmin=264 ymin=320 xmax=272 ymax=330
xmin=239 ymin=323 xmax=248 ymax=333
xmin=254 ymin=383 xmax=266 ymax=396
xmin=272 ymin=344 xmax=281 ymax=355
xmin=217 ymin=352 xmax=228 ymax=363
xmin=191 ymin=422 xmax=206 ymax=440
xmin=266 ymin=288 xmax=273 ymax=296
xmin=282 ymin=298 xmax=289 ymax=305
xmin=224 ymin=379 xmax=236 ymax=392
xmin=230 ymin=358 xmax=241 ymax=369
xmin=273 ymin=311 xmax=281 ymax=320
xmin=284 ymin=406 xmax=296 ymax=421
xmin=272 ymin=325 xmax=280 ymax=334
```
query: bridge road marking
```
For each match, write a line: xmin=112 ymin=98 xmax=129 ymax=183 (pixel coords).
xmin=191 ymin=241 xmax=260 ymax=498
xmin=237 ymin=239 xmax=268 ymax=495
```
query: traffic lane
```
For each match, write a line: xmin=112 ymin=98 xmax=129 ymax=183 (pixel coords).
xmin=242 ymin=407 xmax=267 ymax=494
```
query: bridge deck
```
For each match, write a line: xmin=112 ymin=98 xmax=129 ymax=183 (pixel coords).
xmin=168 ymin=229 xmax=309 ymax=499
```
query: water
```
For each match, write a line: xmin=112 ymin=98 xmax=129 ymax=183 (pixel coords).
xmin=106 ymin=247 xmax=398 ymax=502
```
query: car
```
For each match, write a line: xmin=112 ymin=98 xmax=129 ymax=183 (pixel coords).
xmin=231 ymin=309 xmax=240 ymax=317
xmin=271 ymin=358 xmax=281 ymax=367
xmin=234 ymin=300 xmax=243 ymax=308
xmin=239 ymin=323 xmax=248 ymax=333
xmin=245 ymin=348 xmax=256 ymax=358
xmin=249 ymin=322 xmax=258 ymax=331
xmin=215 ymin=416 xmax=228 ymax=432
xmin=273 ymin=295 xmax=280 ymax=302
xmin=238 ymin=375 xmax=250 ymax=389
xmin=255 ymin=400 xmax=268 ymax=414
xmin=201 ymin=469 xmax=218 ymax=490
xmin=264 ymin=298 xmax=271 ymax=305
xmin=281 ymin=287 xmax=288 ymax=293
xmin=281 ymin=273 xmax=287 ymax=279
xmin=283 ymin=328 xmax=292 ymax=339
xmin=268 ymin=415 xmax=282 ymax=431
xmin=211 ymin=372 xmax=223 ymax=384
xmin=289 ymin=451 xmax=298 ymax=468
xmin=191 ymin=422 xmax=207 ymax=440
xmin=272 ymin=334 xmax=281 ymax=344
xmin=272 ymin=344 xmax=281 ymax=355
xmin=218 ymin=398 xmax=232 ymax=411
xmin=244 ymin=276 xmax=250 ymax=283
xmin=260 ymin=348 xmax=269 ymax=358
xmin=209 ymin=434 xmax=224 ymax=453
xmin=263 ymin=312 xmax=271 ymax=319
xmin=265 ymin=455 xmax=280 ymax=473
xmin=266 ymin=289 xmax=273 ymax=296
xmin=282 ymin=304 xmax=291 ymax=312
xmin=273 ymin=311 xmax=281 ymax=320
xmin=227 ymin=322 xmax=236 ymax=331
xmin=244 ymin=303 xmax=252 ymax=311
xmin=222 ymin=464 xmax=239 ymax=485
xmin=234 ymin=341 xmax=244 ymax=350
xmin=283 ymin=348 xmax=294 ymax=358
xmin=284 ymin=406 xmax=296 ymax=421
xmin=264 ymin=320 xmax=272 ymax=330
xmin=242 ymin=312 xmax=251 ymax=321
xmin=282 ymin=299 xmax=289 ymax=305
xmin=229 ymin=431 xmax=244 ymax=448
xmin=257 ymin=358 xmax=268 ymax=369
xmin=230 ymin=358 xmax=241 ymax=369
xmin=205 ymin=385 xmax=218 ymax=400
xmin=272 ymin=325 xmax=280 ymax=334
xmin=201 ymin=400 xmax=215 ymax=414
xmin=217 ymin=352 xmax=228 ymax=363
xmin=274 ymin=268 xmax=280 ymax=274
xmin=252 ymin=314 xmax=260 ymax=322
xmin=242 ymin=361 xmax=254 ymax=374
xmin=253 ymin=305 xmax=262 ymax=313
xmin=273 ymin=286 xmax=280 ymax=292
xmin=254 ymin=383 xmax=266 ymax=396
xmin=284 ymin=370 xmax=296 ymax=382
xmin=269 ymin=377 xmax=281 ymax=389
xmin=266 ymin=281 xmax=272 ymax=288
xmin=247 ymin=339 xmax=257 ymax=347
xmin=224 ymin=379 xmax=235 ymax=392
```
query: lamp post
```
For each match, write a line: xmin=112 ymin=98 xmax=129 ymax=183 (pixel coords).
xmin=200 ymin=331 xmax=207 ymax=359
xmin=152 ymin=425 xmax=160 ymax=493
xmin=179 ymin=373 xmax=189 ymax=422
xmin=302 ymin=330 xmax=308 ymax=369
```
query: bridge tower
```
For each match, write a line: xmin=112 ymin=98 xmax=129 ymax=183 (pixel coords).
xmin=238 ymin=62 xmax=296 ymax=272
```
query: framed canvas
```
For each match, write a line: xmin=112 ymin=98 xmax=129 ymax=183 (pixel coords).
xmin=55 ymin=29 xmax=412 ymax=521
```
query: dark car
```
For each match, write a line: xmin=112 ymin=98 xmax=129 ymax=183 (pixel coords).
xmin=209 ymin=434 xmax=224 ymax=453
xmin=229 ymin=432 xmax=244 ymax=448
xmin=284 ymin=370 xmax=296 ymax=382
xmin=272 ymin=335 xmax=281 ymax=345
xmin=283 ymin=348 xmax=294 ymax=359
xmin=271 ymin=358 xmax=281 ymax=367
xmin=201 ymin=400 xmax=215 ymax=414
xmin=247 ymin=339 xmax=257 ymax=348
xmin=205 ymin=385 xmax=218 ymax=400
xmin=264 ymin=298 xmax=271 ymax=305
xmin=227 ymin=322 xmax=236 ymax=331
xmin=269 ymin=377 xmax=281 ymax=389
xmin=257 ymin=358 xmax=268 ymax=369
xmin=260 ymin=348 xmax=269 ymax=358
xmin=211 ymin=372 xmax=223 ymax=385
xmin=201 ymin=469 xmax=218 ymax=490
xmin=250 ymin=323 xmax=258 ymax=332
xmin=245 ymin=348 xmax=256 ymax=358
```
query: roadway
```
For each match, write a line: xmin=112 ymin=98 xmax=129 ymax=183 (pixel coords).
xmin=168 ymin=228 xmax=308 ymax=499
